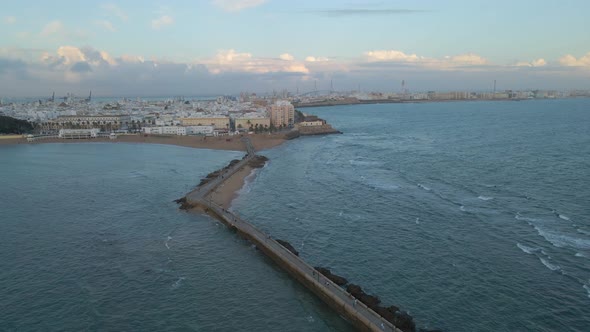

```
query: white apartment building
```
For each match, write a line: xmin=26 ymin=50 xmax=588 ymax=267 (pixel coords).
xmin=269 ymin=101 xmax=294 ymax=127
xmin=58 ymin=128 xmax=100 ymax=139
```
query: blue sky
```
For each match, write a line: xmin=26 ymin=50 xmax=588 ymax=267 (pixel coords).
xmin=1 ymin=0 xmax=590 ymax=96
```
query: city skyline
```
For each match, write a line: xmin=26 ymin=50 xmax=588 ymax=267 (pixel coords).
xmin=1 ymin=0 xmax=590 ymax=96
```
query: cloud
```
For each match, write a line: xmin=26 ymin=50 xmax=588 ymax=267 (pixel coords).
xmin=305 ymin=56 xmax=330 ymax=62
xmin=305 ymin=8 xmax=428 ymax=17
xmin=3 ymin=16 xmax=16 ymax=24
xmin=71 ymin=61 xmax=92 ymax=73
xmin=279 ymin=53 xmax=294 ymax=61
xmin=449 ymin=53 xmax=487 ymax=66
xmin=95 ymin=20 xmax=116 ymax=32
xmin=205 ymin=49 xmax=309 ymax=74
xmin=559 ymin=52 xmax=590 ymax=67
xmin=515 ymin=58 xmax=547 ymax=67
xmin=365 ymin=50 xmax=420 ymax=62
xmin=101 ymin=3 xmax=128 ymax=21
xmin=151 ymin=15 xmax=174 ymax=30
xmin=40 ymin=20 xmax=65 ymax=37
xmin=213 ymin=0 xmax=267 ymax=12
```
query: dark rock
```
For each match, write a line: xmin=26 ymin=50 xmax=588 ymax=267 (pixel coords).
xmin=346 ymin=284 xmax=381 ymax=310
xmin=173 ymin=196 xmax=194 ymax=210
xmin=393 ymin=311 xmax=416 ymax=332
xmin=314 ymin=267 xmax=348 ymax=286
xmin=276 ymin=239 xmax=299 ymax=256
xmin=247 ymin=155 xmax=269 ymax=168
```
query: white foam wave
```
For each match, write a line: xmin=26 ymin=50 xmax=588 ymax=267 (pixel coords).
xmin=478 ymin=196 xmax=493 ymax=201
xmin=515 ymin=213 xmax=538 ymax=223
xmin=558 ymin=214 xmax=571 ymax=221
xmin=415 ymin=217 xmax=420 ymax=224
xmin=539 ymin=257 xmax=561 ymax=272
xmin=349 ymin=159 xmax=381 ymax=167
xmin=534 ymin=226 xmax=590 ymax=250
xmin=575 ymin=253 xmax=585 ymax=258
xmin=583 ymin=284 xmax=590 ymax=299
xmin=577 ymin=229 xmax=590 ymax=236
xmin=417 ymin=183 xmax=431 ymax=191
xmin=171 ymin=277 xmax=186 ymax=289
xmin=516 ymin=243 xmax=538 ymax=255
xmin=460 ymin=205 xmax=466 ymax=212
xmin=165 ymin=236 xmax=172 ymax=250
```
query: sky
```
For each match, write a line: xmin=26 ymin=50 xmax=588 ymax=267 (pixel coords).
xmin=1 ymin=0 xmax=590 ymax=97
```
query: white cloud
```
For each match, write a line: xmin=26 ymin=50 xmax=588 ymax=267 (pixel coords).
xmin=205 ymin=49 xmax=308 ymax=74
xmin=3 ymin=16 xmax=17 ymax=24
xmin=151 ymin=15 xmax=174 ymax=30
xmin=559 ymin=52 xmax=590 ymax=67
xmin=101 ymin=3 xmax=128 ymax=21
xmin=213 ymin=0 xmax=267 ymax=12
xmin=449 ymin=53 xmax=487 ymax=65
xmin=305 ymin=56 xmax=330 ymax=62
xmin=40 ymin=20 xmax=65 ymax=37
xmin=279 ymin=53 xmax=294 ymax=61
xmin=365 ymin=50 xmax=420 ymax=62
xmin=95 ymin=20 xmax=116 ymax=32
xmin=515 ymin=58 xmax=547 ymax=67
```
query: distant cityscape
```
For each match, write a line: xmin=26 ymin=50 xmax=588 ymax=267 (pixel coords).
xmin=1 ymin=87 xmax=589 ymax=138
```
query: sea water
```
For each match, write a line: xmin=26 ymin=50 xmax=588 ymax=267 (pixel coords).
xmin=2 ymin=99 xmax=589 ymax=331
xmin=234 ymin=99 xmax=590 ymax=331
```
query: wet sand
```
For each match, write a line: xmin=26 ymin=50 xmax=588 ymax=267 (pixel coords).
xmin=204 ymin=165 xmax=256 ymax=210
xmin=0 ymin=133 xmax=286 ymax=151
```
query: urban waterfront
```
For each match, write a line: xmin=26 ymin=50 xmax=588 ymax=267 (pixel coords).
xmin=1 ymin=99 xmax=589 ymax=331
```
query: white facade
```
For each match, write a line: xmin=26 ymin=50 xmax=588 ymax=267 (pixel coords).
xmin=142 ymin=125 xmax=214 ymax=136
xmin=58 ymin=128 xmax=100 ymax=138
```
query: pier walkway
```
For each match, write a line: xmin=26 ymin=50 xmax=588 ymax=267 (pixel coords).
xmin=185 ymin=137 xmax=401 ymax=332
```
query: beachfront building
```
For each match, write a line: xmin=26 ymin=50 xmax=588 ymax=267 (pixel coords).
xmin=180 ymin=117 xmax=229 ymax=130
xmin=58 ymin=128 xmax=100 ymax=139
xmin=142 ymin=125 xmax=215 ymax=136
xmin=45 ymin=114 xmax=131 ymax=130
xmin=234 ymin=117 xmax=271 ymax=131
xmin=143 ymin=126 xmax=186 ymax=135
xmin=269 ymin=101 xmax=294 ymax=127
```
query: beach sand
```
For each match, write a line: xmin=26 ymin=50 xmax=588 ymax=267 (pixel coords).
xmin=204 ymin=164 xmax=256 ymax=210
xmin=0 ymin=133 xmax=286 ymax=151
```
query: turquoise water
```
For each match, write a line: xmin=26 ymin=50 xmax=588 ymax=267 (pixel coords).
xmin=2 ymin=99 xmax=590 ymax=331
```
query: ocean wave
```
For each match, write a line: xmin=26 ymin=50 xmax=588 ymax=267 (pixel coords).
xmin=477 ymin=196 xmax=493 ymax=201
xmin=533 ymin=226 xmax=590 ymax=250
xmin=417 ymin=183 xmax=431 ymax=191
xmin=575 ymin=252 xmax=585 ymax=258
xmin=165 ymin=236 xmax=172 ymax=250
xmin=539 ymin=257 xmax=561 ymax=272
xmin=558 ymin=214 xmax=571 ymax=221
xmin=460 ymin=205 xmax=466 ymax=212
xmin=516 ymin=243 xmax=539 ymax=255
xmin=577 ymin=229 xmax=590 ymax=236
xmin=515 ymin=213 xmax=538 ymax=223
xmin=348 ymin=158 xmax=382 ymax=167
xmin=171 ymin=276 xmax=186 ymax=289
xmin=583 ymin=284 xmax=590 ymax=299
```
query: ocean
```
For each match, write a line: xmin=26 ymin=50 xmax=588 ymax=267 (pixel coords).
xmin=1 ymin=99 xmax=589 ymax=331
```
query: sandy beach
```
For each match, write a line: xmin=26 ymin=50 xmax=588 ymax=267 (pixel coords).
xmin=0 ymin=133 xmax=286 ymax=151
xmin=204 ymin=164 xmax=256 ymax=210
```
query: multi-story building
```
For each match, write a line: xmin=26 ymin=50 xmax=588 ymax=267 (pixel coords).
xmin=142 ymin=125 xmax=215 ymax=136
xmin=180 ymin=117 xmax=229 ymax=130
xmin=269 ymin=101 xmax=294 ymax=127
xmin=234 ymin=117 xmax=271 ymax=131
xmin=45 ymin=114 xmax=131 ymax=130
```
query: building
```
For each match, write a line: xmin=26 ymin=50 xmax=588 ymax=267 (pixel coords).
xmin=142 ymin=125 xmax=215 ymax=136
xmin=50 ymin=115 xmax=131 ymax=129
xmin=58 ymin=128 xmax=100 ymax=139
xmin=142 ymin=126 xmax=187 ymax=135
xmin=180 ymin=117 xmax=229 ymax=130
xmin=234 ymin=117 xmax=271 ymax=131
xmin=269 ymin=101 xmax=294 ymax=127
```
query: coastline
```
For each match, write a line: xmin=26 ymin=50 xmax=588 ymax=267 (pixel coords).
xmin=0 ymin=133 xmax=286 ymax=151
xmin=204 ymin=165 xmax=256 ymax=210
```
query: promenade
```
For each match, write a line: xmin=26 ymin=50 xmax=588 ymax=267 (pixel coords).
xmin=184 ymin=137 xmax=402 ymax=332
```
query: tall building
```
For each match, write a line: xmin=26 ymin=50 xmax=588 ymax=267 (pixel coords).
xmin=269 ymin=101 xmax=294 ymax=127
